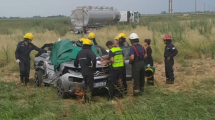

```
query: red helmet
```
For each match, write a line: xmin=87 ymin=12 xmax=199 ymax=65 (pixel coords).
xmin=162 ymin=34 xmax=172 ymax=40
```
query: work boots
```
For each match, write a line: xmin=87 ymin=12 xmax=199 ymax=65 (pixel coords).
xmin=169 ymin=81 xmax=174 ymax=84
xmin=133 ymin=90 xmax=140 ymax=96
xmin=25 ymin=77 xmax=29 ymax=86
xmin=166 ymin=79 xmax=174 ymax=84
xmin=20 ymin=77 xmax=24 ymax=86
xmin=83 ymin=88 xmax=92 ymax=104
xmin=166 ymin=78 xmax=170 ymax=84
xmin=123 ymin=87 xmax=128 ymax=95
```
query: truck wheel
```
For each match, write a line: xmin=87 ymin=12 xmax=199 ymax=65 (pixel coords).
xmin=57 ymin=80 xmax=68 ymax=99
xmin=35 ymin=70 xmax=43 ymax=87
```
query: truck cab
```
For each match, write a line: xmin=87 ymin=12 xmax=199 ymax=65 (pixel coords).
xmin=119 ymin=11 xmax=140 ymax=23
xmin=129 ymin=11 xmax=140 ymax=23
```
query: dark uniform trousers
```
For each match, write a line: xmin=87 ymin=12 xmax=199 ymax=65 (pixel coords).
xmin=165 ymin=58 xmax=174 ymax=81
xmin=15 ymin=41 xmax=47 ymax=84
xmin=19 ymin=61 xmax=30 ymax=84
xmin=122 ymin=65 xmax=127 ymax=89
xmin=82 ymin=69 xmax=94 ymax=92
xmin=164 ymin=42 xmax=178 ymax=82
xmin=132 ymin=61 xmax=145 ymax=91
xmin=74 ymin=46 xmax=96 ymax=93
xmin=109 ymin=68 xmax=123 ymax=98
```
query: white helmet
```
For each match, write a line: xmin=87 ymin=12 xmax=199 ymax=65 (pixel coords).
xmin=129 ymin=33 xmax=139 ymax=40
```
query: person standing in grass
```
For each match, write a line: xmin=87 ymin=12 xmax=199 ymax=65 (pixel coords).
xmin=162 ymin=34 xmax=178 ymax=84
xmin=74 ymin=39 xmax=96 ymax=103
xmin=144 ymin=39 xmax=154 ymax=66
xmin=15 ymin=33 xmax=48 ymax=86
xmin=105 ymin=40 xmax=125 ymax=100
xmin=129 ymin=33 xmax=145 ymax=96
xmin=102 ymin=36 xmax=128 ymax=94
xmin=117 ymin=33 xmax=129 ymax=93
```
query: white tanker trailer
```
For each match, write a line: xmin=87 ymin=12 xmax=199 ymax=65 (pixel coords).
xmin=70 ymin=6 xmax=121 ymax=33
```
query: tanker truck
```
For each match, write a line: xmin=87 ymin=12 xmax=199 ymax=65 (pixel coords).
xmin=70 ymin=6 xmax=121 ymax=33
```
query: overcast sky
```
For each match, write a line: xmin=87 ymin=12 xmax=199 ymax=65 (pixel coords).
xmin=0 ymin=0 xmax=215 ymax=17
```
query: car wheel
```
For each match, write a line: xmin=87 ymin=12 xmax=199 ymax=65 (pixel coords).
xmin=44 ymin=83 xmax=50 ymax=87
xmin=57 ymin=80 xmax=67 ymax=99
xmin=35 ymin=70 xmax=43 ymax=87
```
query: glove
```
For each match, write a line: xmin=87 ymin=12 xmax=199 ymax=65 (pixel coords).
xmin=16 ymin=59 xmax=20 ymax=63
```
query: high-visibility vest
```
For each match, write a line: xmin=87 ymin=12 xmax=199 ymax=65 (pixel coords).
xmin=110 ymin=47 xmax=124 ymax=68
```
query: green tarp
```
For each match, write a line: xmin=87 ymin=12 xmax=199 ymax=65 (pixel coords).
xmin=49 ymin=39 xmax=98 ymax=70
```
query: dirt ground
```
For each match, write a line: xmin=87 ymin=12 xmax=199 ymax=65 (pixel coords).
xmin=1 ymin=58 xmax=215 ymax=103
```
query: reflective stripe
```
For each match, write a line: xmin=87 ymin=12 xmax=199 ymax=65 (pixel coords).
xmin=79 ymin=58 xmax=87 ymax=60
xmin=132 ymin=46 xmax=139 ymax=57
xmin=110 ymin=47 xmax=124 ymax=68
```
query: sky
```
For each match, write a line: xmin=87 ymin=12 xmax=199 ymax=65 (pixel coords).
xmin=0 ymin=0 xmax=215 ymax=17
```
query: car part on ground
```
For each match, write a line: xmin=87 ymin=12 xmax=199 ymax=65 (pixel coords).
xmin=34 ymin=70 xmax=43 ymax=87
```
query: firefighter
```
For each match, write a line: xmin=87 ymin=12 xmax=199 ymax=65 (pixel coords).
xmin=128 ymin=33 xmax=145 ymax=96
xmin=144 ymin=39 xmax=154 ymax=66
xmin=105 ymin=40 xmax=125 ymax=100
xmin=88 ymin=32 xmax=98 ymax=45
xmin=117 ymin=33 xmax=128 ymax=92
xmin=15 ymin=33 xmax=49 ymax=86
xmin=74 ymin=39 xmax=96 ymax=102
xmin=114 ymin=35 xmax=120 ymax=47
xmin=162 ymin=34 xmax=178 ymax=84
xmin=118 ymin=33 xmax=129 ymax=47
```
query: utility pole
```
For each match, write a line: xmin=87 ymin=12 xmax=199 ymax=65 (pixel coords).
xmin=169 ymin=0 xmax=173 ymax=15
xmin=204 ymin=3 xmax=206 ymax=13
xmin=195 ymin=0 xmax=197 ymax=14
xmin=209 ymin=5 xmax=210 ymax=12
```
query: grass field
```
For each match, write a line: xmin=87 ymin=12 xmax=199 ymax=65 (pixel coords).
xmin=0 ymin=14 xmax=215 ymax=119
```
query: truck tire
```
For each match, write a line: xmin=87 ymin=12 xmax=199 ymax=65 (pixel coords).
xmin=35 ymin=70 xmax=43 ymax=87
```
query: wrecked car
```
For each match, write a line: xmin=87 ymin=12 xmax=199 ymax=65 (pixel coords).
xmin=34 ymin=39 xmax=109 ymax=98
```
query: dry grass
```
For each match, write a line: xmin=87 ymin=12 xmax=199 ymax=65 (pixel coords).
xmin=0 ymin=24 xmax=214 ymax=86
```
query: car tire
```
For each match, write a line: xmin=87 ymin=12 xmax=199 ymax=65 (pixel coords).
xmin=57 ymin=80 xmax=68 ymax=99
xmin=44 ymin=83 xmax=50 ymax=87
xmin=35 ymin=70 xmax=43 ymax=87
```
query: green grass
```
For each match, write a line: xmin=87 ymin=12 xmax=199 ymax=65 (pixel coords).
xmin=0 ymin=82 xmax=64 ymax=120
xmin=1 ymin=80 xmax=215 ymax=120
xmin=0 ymin=17 xmax=71 ymax=36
